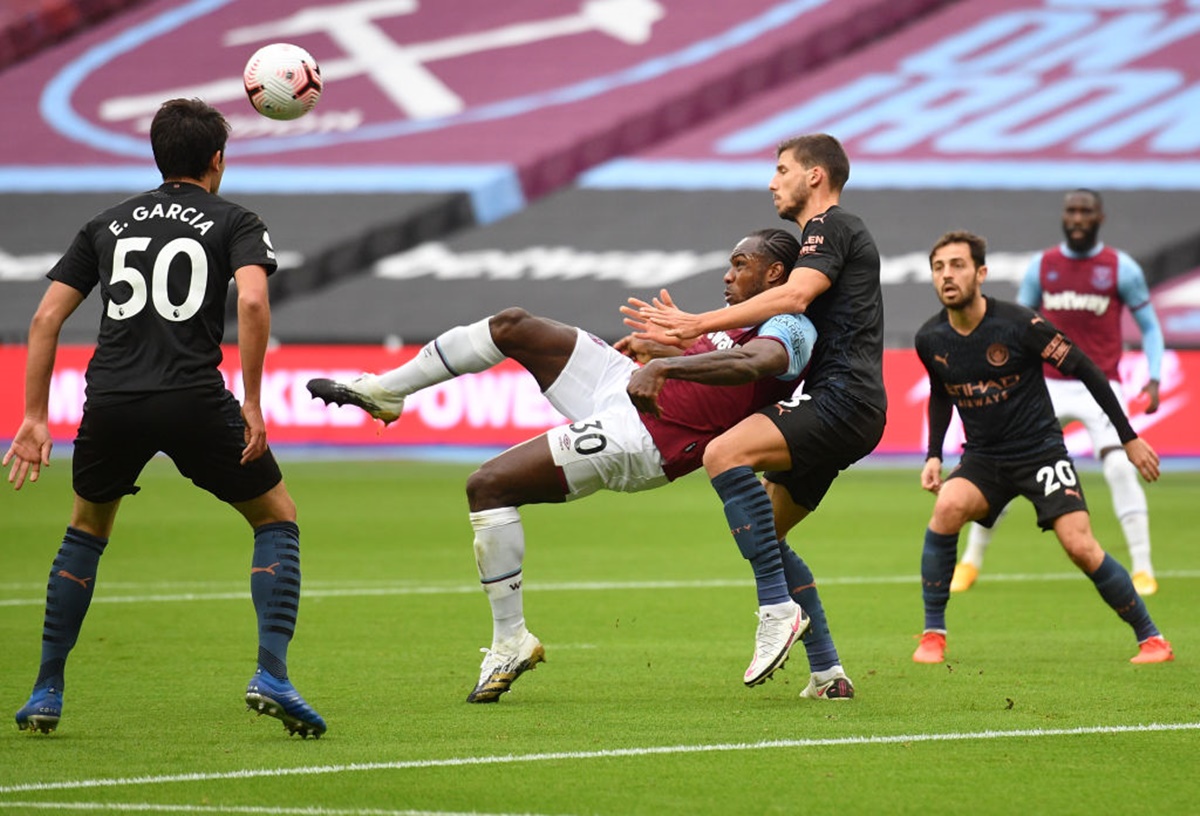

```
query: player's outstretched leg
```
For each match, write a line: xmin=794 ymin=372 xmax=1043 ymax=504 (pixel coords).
xmin=308 ymin=316 xmax=506 ymax=424
xmin=306 ymin=374 xmax=406 ymax=424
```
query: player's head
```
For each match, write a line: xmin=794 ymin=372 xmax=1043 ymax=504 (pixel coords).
xmin=770 ymin=134 xmax=850 ymax=221
xmin=151 ymin=98 xmax=231 ymax=191
xmin=1061 ymin=188 xmax=1104 ymax=253
xmin=929 ymin=230 xmax=988 ymax=310
xmin=725 ymin=228 xmax=800 ymax=304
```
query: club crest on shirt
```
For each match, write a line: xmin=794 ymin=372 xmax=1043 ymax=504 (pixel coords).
xmin=986 ymin=343 xmax=1009 ymax=367
xmin=1091 ymin=265 xmax=1114 ymax=290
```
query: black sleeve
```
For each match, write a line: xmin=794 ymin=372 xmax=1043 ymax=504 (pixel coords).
xmin=915 ymin=332 xmax=952 ymax=460
xmin=229 ymin=209 xmax=279 ymax=276
xmin=46 ymin=226 xmax=99 ymax=296
xmin=925 ymin=369 xmax=953 ymax=460
xmin=1025 ymin=313 xmax=1138 ymax=445
xmin=795 ymin=213 xmax=849 ymax=283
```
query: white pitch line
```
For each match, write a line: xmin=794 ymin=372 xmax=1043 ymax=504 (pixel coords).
xmin=1 ymin=723 xmax=1197 ymax=796
xmin=2 ymin=571 xmax=1198 ymax=608
xmin=0 ymin=804 xmax=560 ymax=816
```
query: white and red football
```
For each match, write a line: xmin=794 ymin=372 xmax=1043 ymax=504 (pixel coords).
xmin=242 ymin=43 xmax=322 ymax=121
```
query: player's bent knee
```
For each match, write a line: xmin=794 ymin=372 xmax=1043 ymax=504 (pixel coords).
xmin=488 ymin=307 xmax=536 ymax=343
xmin=1062 ymin=538 xmax=1105 ymax=572
xmin=702 ymin=435 xmax=745 ymax=476
xmin=930 ymin=499 xmax=975 ymax=534
xmin=466 ymin=466 xmax=515 ymax=512
xmin=234 ymin=482 xmax=296 ymax=527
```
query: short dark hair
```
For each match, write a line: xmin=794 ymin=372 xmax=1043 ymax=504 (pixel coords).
xmin=929 ymin=230 xmax=987 ymax=268
xmin=150 ymin=98 xmax=230 ymax=181
xmin=1066 ymin=188 xmax=1103 ymax=212
xmin=776 ymin=134 xmax=850 ymax=192
xmin=744 ymin=228 xmax=801 ymax=275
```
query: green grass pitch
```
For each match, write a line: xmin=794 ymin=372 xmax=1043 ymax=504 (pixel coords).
xmin=1 ymin=456 xmax=1196 ymax=815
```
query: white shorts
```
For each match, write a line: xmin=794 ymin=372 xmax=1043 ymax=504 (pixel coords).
xmin=542 ymin=329 xmax=640 ymax=420
xmin=1046 ymin=377 xmax=1126 ymax=458
xmin=542 ymin=330 xmax=667 ymax=499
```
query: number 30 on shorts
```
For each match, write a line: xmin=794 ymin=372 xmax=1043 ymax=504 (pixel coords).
xmin=566 ymin=419 xmax=608 ymax=455
xmin=1036 ymin=460 xmax=1078 ymax=497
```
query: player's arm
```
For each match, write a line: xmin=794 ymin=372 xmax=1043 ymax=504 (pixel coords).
xmin=1118 ymin=251 xmax=1165 ymax=413
xmin=631 ymin=267 xmax=830 ymax=341
xmin=618 ymin=296 xmax=697 ymax=359
xmin=613 ymin=334 xmax=686 ymax=364
xmin=1030 ymin=317 xmax=1160 ymax=482
xmin=234 ymin=264 xmax=272 ymax=465
xmin=3 ymin=281 xmax=85 ymax=490
xmin=920 ymin=353 xmax=953 ymax=494
xmin=626 ymin=314 xmax=814 ymax=417
xmin=1015 ymin=253 xmax=1043 ymax=308
xmin=626 ymin=337 xmax=787 ymax=417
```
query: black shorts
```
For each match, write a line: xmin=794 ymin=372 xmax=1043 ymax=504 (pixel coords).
xmin=946 ymin=448 xmax=1088 ymax=531
xmin=762 ymin=391 xmax=886 ymax=511
xmin=73 ymin=387 xmax=283 ymax=504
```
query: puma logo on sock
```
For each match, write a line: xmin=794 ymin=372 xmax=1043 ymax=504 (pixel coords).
xmin=57 ymin=570 xmax=93 ymax=590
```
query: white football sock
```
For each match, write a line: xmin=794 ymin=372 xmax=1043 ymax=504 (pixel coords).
xmin=1102 ymin=451 xmax=1153 ymax=575
xmin=961 ymin=502 xmax=1012 ymax=569
xmin=378 ymin=317 xmax=504 ymax=396
xmin=470 ymin=507 xmax=527 ymax=645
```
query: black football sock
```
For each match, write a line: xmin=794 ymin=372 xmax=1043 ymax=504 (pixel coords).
xmin=779 ymin=539 xmax=838 ymax=671
xmin=251 ymin=521 xmax=301 ymax=680
xmin=34 ymin=526 xmax=107 ymax=690
xmin=921 ymin=528 xmax=958 ymax=632
xmin=712 ymin=467 xmax=789 ymax=606
xmin=1089 ymin=552 xmax=1159 ymax=642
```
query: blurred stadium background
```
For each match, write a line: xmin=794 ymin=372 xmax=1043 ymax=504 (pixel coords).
xmin=3 ymin=0 xmax=1199 ymax=459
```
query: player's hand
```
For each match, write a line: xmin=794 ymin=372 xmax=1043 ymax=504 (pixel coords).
xmin=613 ymin=333 xmax=652 ymax=363
xmin=240 ymin=402 xmax=268 ymax=465
xmin=626 ymin=360 xmax=669 ymax=417
xmin=2 ymin=419 xmax=53 ymax=491
xmin=1123 ymin=437 xmax=1160 ymax=483
xmin=920 ymin=457 xmax=943 ymax=494
xmin=613 ymin=332 xmax=683 ymax=364
xmin=619 ymin=298 xmax=690 ymax=349
xmin=634 ymin=289 xmax=705 ymax=341
xmin=1141 ymin=379 xmax=1161 ymax=414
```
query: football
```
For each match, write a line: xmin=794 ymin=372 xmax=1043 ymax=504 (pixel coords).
xmin=242 ymin=43 xmax=323 ymax=121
